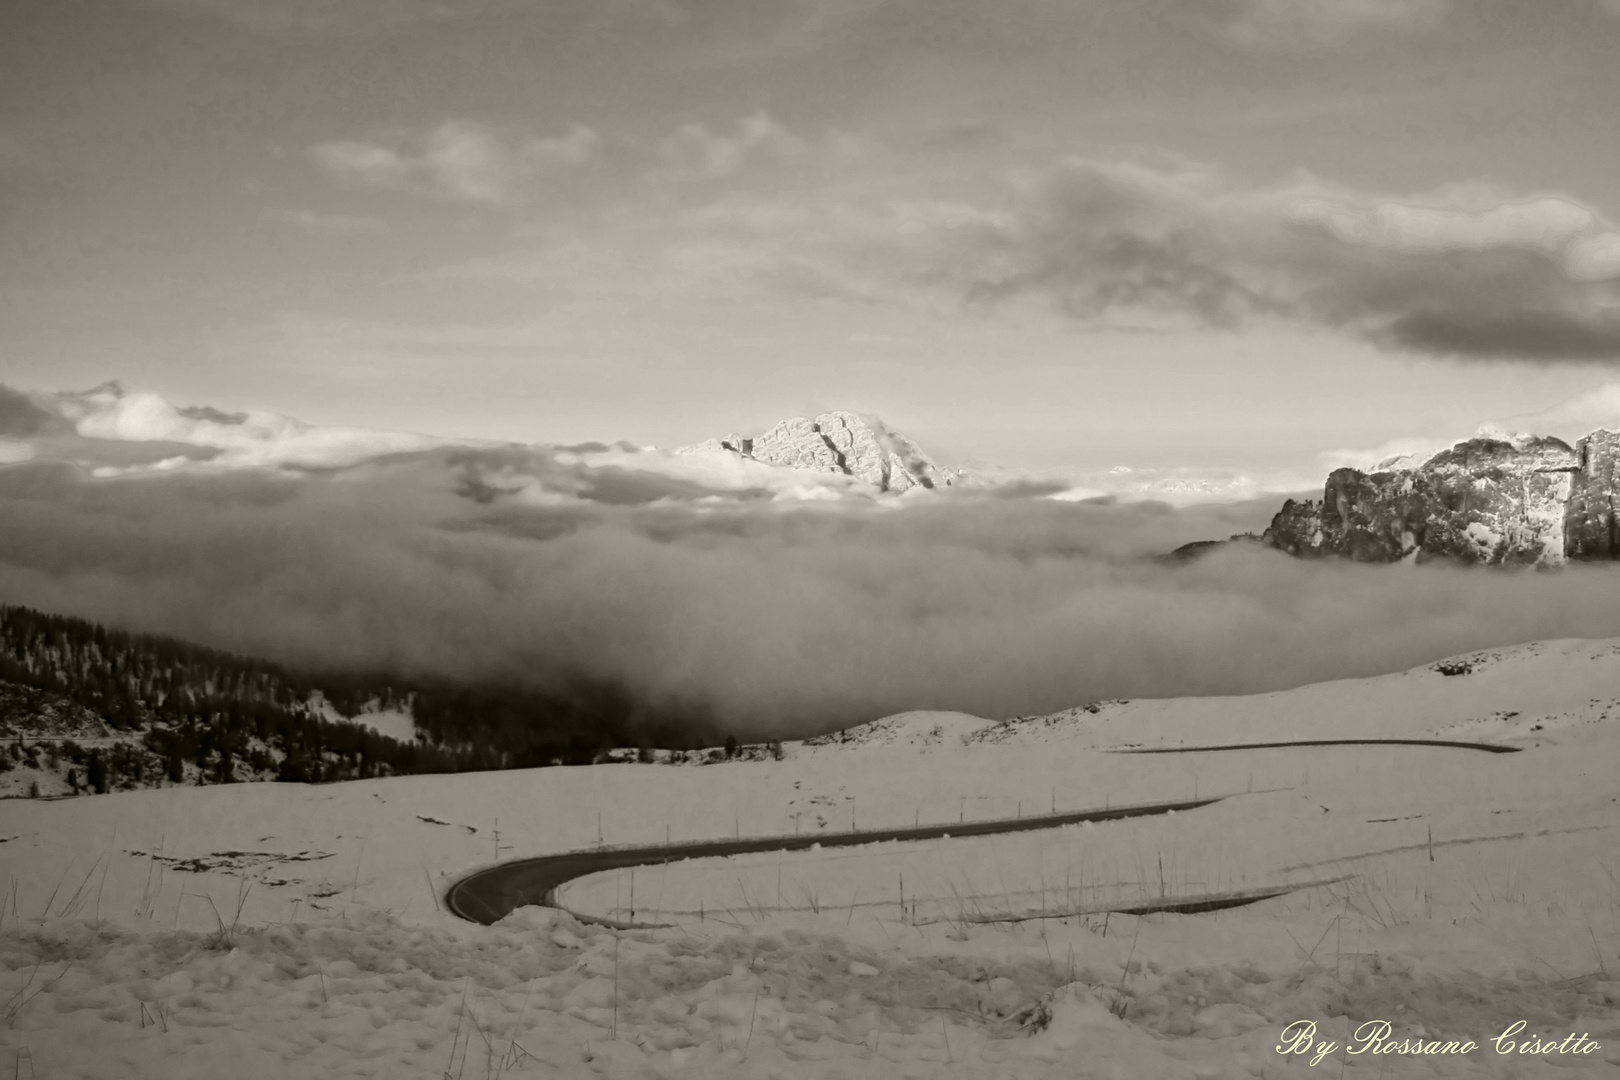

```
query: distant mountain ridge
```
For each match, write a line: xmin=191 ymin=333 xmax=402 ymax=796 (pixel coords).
xmin=682 ymin=410 xmax=960 ymax=494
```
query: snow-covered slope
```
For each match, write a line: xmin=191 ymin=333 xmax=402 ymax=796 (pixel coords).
xmin=308 ymin=693 xmax=418 ymax=746
xmin=3 ymin=638 xmax=1619 ymax=1077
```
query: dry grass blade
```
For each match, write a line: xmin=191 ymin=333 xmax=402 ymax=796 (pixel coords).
xmin=40 ymin=860 xmax=76 ymax=919
xmin=59 ymin=853 xmax=107 ymax=920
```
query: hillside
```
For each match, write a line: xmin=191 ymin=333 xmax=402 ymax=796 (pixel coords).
xmin=0 ymin=604 xmax=725 ymax=798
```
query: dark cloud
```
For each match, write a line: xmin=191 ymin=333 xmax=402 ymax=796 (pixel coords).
xmin=135 ymin=0 xmax=534 ymax=34
xmin=174 ymin=403 xmax=250 ymax=425
xmin=0 ymin=387 xmax=69 ymax=437
xmin=3 ymin=455 xmax=1619 ymax=741
xmin=878 ymin=158 xmax=1620 ymax=362
xmin=1377 ymin=308 xmax=1620 ymax=361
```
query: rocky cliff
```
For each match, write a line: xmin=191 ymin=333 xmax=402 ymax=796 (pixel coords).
xmin=686 ymin=410 xmax=955 ymax=494
xmin=1565 ymin=429 xmax=1620 ymax=559
xmin=1264 ymin=430 xmax=1620 ymax=565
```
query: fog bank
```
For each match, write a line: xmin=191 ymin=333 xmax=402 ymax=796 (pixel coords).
xmin=2 ymin=456 xmax=1617 ymax=738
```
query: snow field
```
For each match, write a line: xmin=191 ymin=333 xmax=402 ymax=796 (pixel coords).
xmin=4 ymin=899 xmax=1617 ymax=1078
xmin=2 ymin=636 xmax=1619 ymax=1077
xmin=311 ymin=695 xmax=420 ymax=747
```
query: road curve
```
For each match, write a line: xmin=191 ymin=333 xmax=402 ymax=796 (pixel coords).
xmin=1106 ymin=738 xmax=1521 ymax=755
xmin=446 ymin=794 xmax=1226 ymax=925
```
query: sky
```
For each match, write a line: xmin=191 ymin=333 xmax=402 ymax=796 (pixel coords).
xmin=4 ymin=0 xmax=1620 ymax=475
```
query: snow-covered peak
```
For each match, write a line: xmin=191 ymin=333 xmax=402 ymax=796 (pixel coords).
xmin=1470 ymin=422 xmax=1561 ymax=450
xmin=681 ymin=410 xmax=958 ymax=494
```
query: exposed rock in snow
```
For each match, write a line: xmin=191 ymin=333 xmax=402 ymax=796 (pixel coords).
xmin=0 ymin=681 xmax=109 ymax=741
xmin=1264 ymin=434 xmax=1596 ymax=565
xmin=684 ymin=410 xmax=956 ymax=494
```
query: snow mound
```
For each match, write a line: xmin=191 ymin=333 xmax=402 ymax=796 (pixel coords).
xmin=797 ymin=638 xmax=1617 ymax=754
xmin=802 ymin=710 xmax=988 ymax=749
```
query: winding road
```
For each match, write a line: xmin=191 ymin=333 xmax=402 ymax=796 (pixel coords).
xmin=446 ymin=738 xmax=1524 ymax=926
xmin=446 ymin=794 xmax=1226 ymax=925
xmin=1107 ymin=738 xmax=1522 ymax=755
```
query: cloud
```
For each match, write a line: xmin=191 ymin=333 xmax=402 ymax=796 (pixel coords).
xmin=1298 ymin=381 xmax=1620 ymax=476
xmin=1219 ymin=0 xmax=1449 ymax=49
xmin=1287 ymin=194 xmax=1620 ymax=282
xmin=4 ymin=441 xmax=1620 ymax=741
xmin=1479 ymin=382 xmax=1620 ymax=443
xmin=13 ymin=380 xmax=1330 ymax=509
xmin=0 ymin=386 xmax=72 ymax=438
xmin=1314 ymin=435 xmax=1459 ymax=473
xmin=657 ymin=111 xmax=808 ymax=179
xmin=842 ymin=157 xmax=1620 ymax=361
xmin=321 ymin=142 xmax=1620 ymax=365
xmin=22 ymin=381 xmax=452 ymax=470
xmin=260 ymin=208 xmax=389 ymax=234
xmin=137 ymin=0 xmax=530 ymax=33
xmin=308 ymin=120 xmax=600 ymax=205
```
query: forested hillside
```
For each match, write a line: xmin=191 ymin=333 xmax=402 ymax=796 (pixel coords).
xmin=0 ymin=604 xmax=721 ymax=797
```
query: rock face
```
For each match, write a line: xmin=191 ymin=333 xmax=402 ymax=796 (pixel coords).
xmin=1264 ymin=435 xmax=1586 ymax=565
xmin=689 ymin=410 xmax=954 ymax=494
xmin=1565 ymin=429 xmax=1620 ymax=559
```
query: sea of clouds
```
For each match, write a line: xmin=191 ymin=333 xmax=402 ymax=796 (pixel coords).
xmin=4 ymin=394 xmax=1620 ymax=741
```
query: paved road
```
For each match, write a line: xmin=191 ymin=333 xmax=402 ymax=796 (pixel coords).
xmin=1109 ymin=738 xmax=1521 ymax=755
xmin=446 ymin=794 xmax=1225 ymax=925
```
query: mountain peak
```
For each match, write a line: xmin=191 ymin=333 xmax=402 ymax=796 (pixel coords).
xmin=682 ymin=410 xmax=956 ymax=494
xmin=1263 ymin=426 xmax=1620 ymax=565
